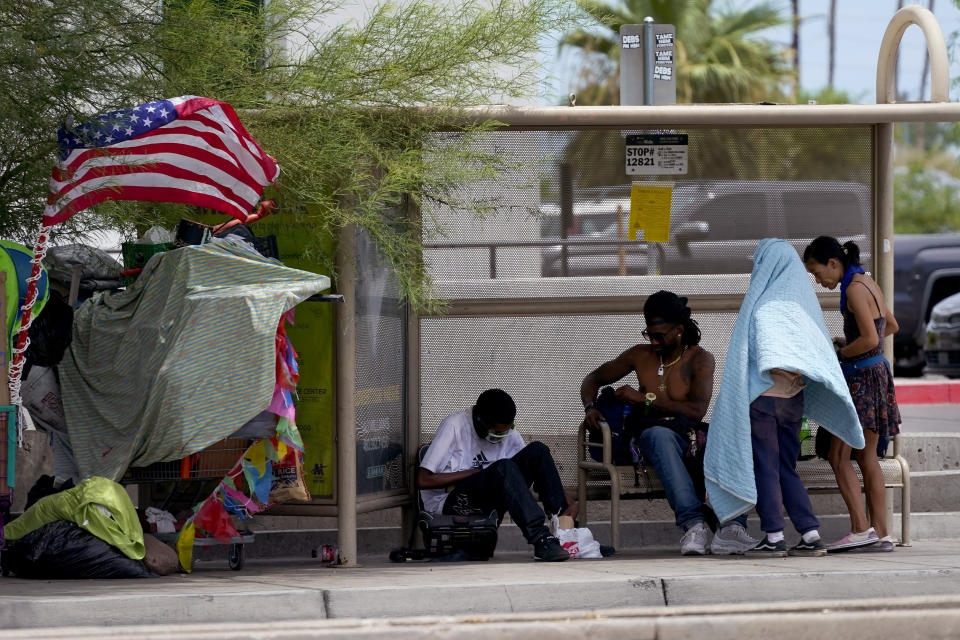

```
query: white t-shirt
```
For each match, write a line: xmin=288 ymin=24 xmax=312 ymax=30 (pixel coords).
xmin=419 ymin=410 xmax=525 ymax=515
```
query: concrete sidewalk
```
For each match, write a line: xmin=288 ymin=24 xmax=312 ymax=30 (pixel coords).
xmin=2 ymin=540 xmax=960 ymax=630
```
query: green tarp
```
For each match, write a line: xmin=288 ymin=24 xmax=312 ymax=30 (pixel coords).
xmin=59 ymin=238 xmax=329 ymax=480
xmin=4 ymin=477 xmax=144 ymax=559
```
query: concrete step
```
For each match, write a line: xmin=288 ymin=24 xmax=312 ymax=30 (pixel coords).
xmin=900 ymin=433 xmax=960 ymax=472
xmin=199 ymin=510 xmax=960 ymax=562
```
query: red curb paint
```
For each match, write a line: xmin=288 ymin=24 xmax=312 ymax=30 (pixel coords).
xmin=894 ymin=381 xmax=960 ymax=404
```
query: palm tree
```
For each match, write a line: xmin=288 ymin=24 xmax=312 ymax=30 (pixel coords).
xmin=827 ymin=0 xmax=836 ymax=88
xmin=792 ymin=0 xmax=800 ymax=99
xmin=558 ymin=0 xmax=793 ymax=104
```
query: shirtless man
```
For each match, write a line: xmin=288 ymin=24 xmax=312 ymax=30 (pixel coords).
xmin=580 ymin=290 xmax=757 ymax=555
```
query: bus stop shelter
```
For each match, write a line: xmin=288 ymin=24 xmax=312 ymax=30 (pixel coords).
xmin=272 ymin=5 xmax=960 ymax=566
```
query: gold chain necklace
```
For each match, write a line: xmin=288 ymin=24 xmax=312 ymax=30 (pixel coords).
xmin=657 ymin=346 xmax=686 ymax=392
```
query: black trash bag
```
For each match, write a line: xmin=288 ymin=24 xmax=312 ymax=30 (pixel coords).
xmin=212 ymin=223 xmax=278 ymax=259
xmin=25 ymin=475 xmax=75 ymax=511
xmin=1 ymin=520 xmax=152 ymax=579
xmin=24 ymin=289 xmax=74 ymax=374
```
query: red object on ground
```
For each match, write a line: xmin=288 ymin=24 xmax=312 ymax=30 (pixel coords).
xmin=895 ymin=380 xmax=960 ymax=404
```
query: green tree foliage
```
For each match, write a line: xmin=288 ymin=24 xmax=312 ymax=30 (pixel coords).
xmin=559 ymin=0 xmax=793 ymax=105
xmin=0 ymin=0 xmax=161 ymax=241
xmin=1 ymin=0 xmax=576 ymax=310
xmin=894 ymin=163 xmax=960 ymax=234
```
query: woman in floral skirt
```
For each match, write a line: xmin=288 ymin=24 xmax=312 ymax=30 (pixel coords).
xmin=804 ymin=236 xmax=901 ymax=553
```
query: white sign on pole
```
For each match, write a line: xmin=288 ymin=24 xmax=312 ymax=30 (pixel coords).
xmin=625 ymin=134 xmax=688 ymax=175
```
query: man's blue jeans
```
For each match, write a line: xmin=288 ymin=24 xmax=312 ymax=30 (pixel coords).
xmin=638 ymin=426 xmax=747 ymax=531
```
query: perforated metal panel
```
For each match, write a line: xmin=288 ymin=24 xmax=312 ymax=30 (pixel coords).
xmin=424 ymin=127 xmax=873 ymax=283
xmin=416 ymin=125 xmax=874 ymax=486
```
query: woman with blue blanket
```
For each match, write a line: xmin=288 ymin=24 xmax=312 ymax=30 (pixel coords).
xmin=804 ymin=236 xmax=901 ymax=553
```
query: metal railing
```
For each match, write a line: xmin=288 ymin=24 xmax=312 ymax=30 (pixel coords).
xmin=424 ymin=239 xmax=666 ymax=279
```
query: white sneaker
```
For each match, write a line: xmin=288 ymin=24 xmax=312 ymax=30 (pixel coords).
xmin=680 ymin=521 xmax=712 ymax=556
xmin=710 ymin=522 xmax=758 ymax=555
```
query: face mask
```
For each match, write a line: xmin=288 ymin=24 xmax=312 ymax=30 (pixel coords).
xmin=484 ymin=428 xmax=513 ymax=445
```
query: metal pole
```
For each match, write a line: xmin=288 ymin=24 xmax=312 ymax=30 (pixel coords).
xmin=617 ymin=204 xmax=626 ymax=276
xmin=874 ymin=2 xmax=950 ymax=394
xmin=643 ymin=17 xmax=655 ymax=106
xmin=872 ymin=7 xmax=947 ymax=548
xmin=403 ymin=200 xmax=422 ymax=548
xmin=335 ymin=223 xmax=358 ymax=566
xmin=422 ymin=102 xmax=960 ymax=129
xmin=875 ymin=124 xmax=895 ymax=363
xmin=559 ymin=163 xmax=572 ymax=277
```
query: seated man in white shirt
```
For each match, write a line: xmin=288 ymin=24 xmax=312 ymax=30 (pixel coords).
xmin=417 ymin=388 xmax=573 ymax=562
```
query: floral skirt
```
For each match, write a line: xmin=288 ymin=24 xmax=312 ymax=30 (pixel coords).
xmin=846 ymin=350 xmax=901 ymax=438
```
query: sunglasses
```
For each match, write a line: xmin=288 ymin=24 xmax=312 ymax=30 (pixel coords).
xmin=642 ymin=324 xmax=678 ymax=341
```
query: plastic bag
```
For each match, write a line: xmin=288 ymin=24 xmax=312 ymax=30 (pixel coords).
xmin=139 ymin=226 xmax=174 ymax=244
xmin=549 ymin=515 xmax=602 ymax=559
xmin=145 ymin=507 xmax=177 ymax=534
xmin=1 ymin=520 xmax=152 ymax=579
xmin=269 ymin=446 xmax=311 ymax=504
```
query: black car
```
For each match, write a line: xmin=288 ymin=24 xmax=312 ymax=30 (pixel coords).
xmin=893 ymin=233 xmax=960 ymax=376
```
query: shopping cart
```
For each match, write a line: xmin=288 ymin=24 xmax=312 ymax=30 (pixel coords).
xmin=0 ymin=405 xmax=14 ymax=557
xmin=124 ymin=437 xmax=254 ymax=570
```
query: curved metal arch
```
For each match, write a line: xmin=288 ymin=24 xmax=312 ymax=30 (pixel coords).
xmin=877 ymin=5 xmax=950 ymax=104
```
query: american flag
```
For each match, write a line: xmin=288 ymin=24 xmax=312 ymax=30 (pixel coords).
xmin=45 ymin=96 xmax=279 ymax=226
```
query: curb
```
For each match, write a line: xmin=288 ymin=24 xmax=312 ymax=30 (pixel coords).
xmin=2 ymin=566 xmax=960 ymax=630
xmin=894 ymin=379 xmax=960 ymax=404
xmin=7 ymin=596 xmax=960 ymax=639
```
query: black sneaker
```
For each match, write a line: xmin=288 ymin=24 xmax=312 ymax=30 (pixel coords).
xmin=746 ymin=536 xmax=787 ymax=557
xmin=788 ymin=538 xmax=827 ymax=557
xmin=533 ymin=535 xmax=570 ymax=562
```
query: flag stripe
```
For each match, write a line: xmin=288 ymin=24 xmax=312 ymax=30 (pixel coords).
xmin=45 ymin=96 xmax=277 ymax=226
xmin=49 ymin=186 xmax=251 ymax=226
xmin=48 ymin=165 xmax=254 ymax=222
xmin=57 ymin=123 xmax=261 ymax=181
xmin=50 ymin=150 xmax=261 ymax=206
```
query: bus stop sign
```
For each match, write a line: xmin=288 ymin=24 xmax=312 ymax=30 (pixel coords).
xmin=625 ymin=133 xmax=688 ymax=175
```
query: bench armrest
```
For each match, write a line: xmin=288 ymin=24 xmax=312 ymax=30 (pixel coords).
xmin=577 ymin=420 xmax=613 ymax=466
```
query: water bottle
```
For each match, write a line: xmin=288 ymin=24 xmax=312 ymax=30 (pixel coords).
xmin=799 ymin=417 xmax=812 ymax=458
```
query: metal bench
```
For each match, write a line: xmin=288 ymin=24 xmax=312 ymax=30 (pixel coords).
xmin=576 ymin=420 xmax=910 ymax=550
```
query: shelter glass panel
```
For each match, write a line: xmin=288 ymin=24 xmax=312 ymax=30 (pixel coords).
xmin=354 ymin=227 xmax=407 ymax=495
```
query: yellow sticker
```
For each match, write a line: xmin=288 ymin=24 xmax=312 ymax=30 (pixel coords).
xmin=629 ymin=182 xmax=673 ymax=243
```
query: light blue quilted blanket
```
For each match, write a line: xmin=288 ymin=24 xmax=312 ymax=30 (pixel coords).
xmin=704 ymin=238 xmax=865 ymax=523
